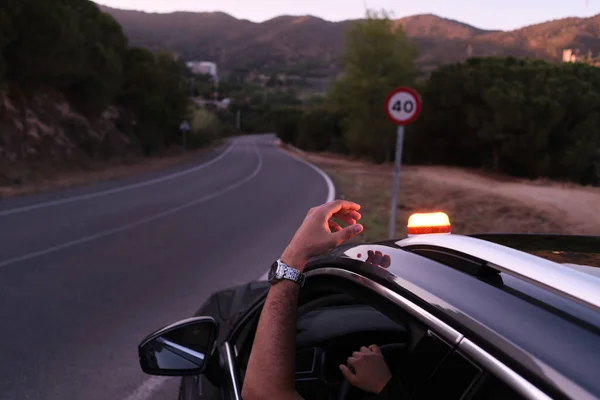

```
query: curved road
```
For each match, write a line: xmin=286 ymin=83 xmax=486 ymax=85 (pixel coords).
xmin=0 ymin=134 xmax=332 ymax=400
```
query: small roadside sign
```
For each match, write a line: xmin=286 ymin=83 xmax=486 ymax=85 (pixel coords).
xmin=385 ymin=87 xmax=422 ymax=126
xmin=179 ymin=121 xmax=190 ymax=131
xmin=180 ymin=120 xmax=190 ymax=151
xmin=385 ymin=87 xmax=422 ymax=239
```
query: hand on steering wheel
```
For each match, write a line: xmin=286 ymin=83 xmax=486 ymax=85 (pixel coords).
xmin=339 ymin=345 xmax=392 ymax=394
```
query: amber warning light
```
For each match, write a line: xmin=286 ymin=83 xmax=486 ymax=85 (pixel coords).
xmin=407 ymin=212 xmax=451 ymax=236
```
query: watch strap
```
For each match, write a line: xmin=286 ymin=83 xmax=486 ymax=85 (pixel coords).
xmin=274 ymin=260 xmax=306 ymax=287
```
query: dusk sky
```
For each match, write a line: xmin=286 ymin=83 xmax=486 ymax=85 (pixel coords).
xmin=94 ymin=0 xmax=599 ymax=30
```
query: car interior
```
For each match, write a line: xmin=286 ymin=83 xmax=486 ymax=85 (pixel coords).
xmin=231 ymin=275 xmax=525 ymax=400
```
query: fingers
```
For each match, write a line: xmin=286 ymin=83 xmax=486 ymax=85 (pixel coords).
xmin=332 ymin=215 xmax=357 ymax=226
xmin=339 ymin=364 xmax=357 ymax=384
xmin=366 ymin=251 xmax=391 ymax=269
xmin=331 ymin=208 xmax=362 ymax=229
xmin=369 ymin=344 xmax=381 ymax=354
xmin=381 ymin=255 xmax=391 ymax=269
xmin=328 ymin=220 xmax=342 ymax=232
xmin=320 ymin=200 xmax=361 ymax=218
xmin=333 ymin=209 xmax=362 ymax=222
xmin=347 ymin=356 xmax=359 ymax=368
xmin=331 ymin=224 xmax=363 ymax=244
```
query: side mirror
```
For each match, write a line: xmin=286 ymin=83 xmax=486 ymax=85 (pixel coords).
xmin=138 ymin=316 xmax=218 ymax=376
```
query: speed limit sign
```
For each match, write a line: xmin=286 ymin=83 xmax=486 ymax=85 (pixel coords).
xmin=385 ymin=87 xmax=422 ymax=239
xmin=385 ymin=87 xmax=422 ymax=125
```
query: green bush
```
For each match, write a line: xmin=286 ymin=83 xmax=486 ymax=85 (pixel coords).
xmin=409 ymin=57 xmax=600 ymax=184
xmin=1 ymin=0 xmax=191 ymax=156
xmin=296 ymin=108 xmax=343 ymax=153
xmin=189 ymin=108 xmax=221 ymax=147
xmin=117 ymin=48 xmax=188 ymax=152
xmin=135 ymin=123 xmax=165 ymax=155
xmin=273 ymin=107 xmax=302 ymax=144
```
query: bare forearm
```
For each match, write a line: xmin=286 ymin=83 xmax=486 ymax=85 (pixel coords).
xmin=241 ymin=200 xmax=363 ymax=400
xmin=243 ymin=281 xmax=302 ymax=399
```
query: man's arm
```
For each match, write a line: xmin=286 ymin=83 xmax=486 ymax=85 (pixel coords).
xmin=242 ymin=200 xmax=363 ymax=400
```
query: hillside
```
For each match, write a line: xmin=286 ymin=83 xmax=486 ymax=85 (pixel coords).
xmin=99 ymin=5 xmax=600 ymax=75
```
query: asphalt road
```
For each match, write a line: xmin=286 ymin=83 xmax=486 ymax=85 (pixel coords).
xmin=0 ymin=134 xmax=332 ymax=400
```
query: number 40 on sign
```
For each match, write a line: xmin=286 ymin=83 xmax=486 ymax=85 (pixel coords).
xmin=385 ymin=87 xmax=421 ymax=125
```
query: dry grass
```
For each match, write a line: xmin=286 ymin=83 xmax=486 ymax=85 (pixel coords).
xmin=297 ymin=151 xmax=600 ymax=242
xmin=0 ymin=144 xmax=219 ymax=199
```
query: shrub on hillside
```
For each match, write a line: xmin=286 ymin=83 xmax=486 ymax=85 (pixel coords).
xmin=189 ymin=108 xmax=221 ymax=147
xmin=296 ymin=108 xmax=344 ymax=153
xmin=410 ymin=57 xmax=600 ymax=184
xmin=273 ymin=107 xmax=302 ymax=144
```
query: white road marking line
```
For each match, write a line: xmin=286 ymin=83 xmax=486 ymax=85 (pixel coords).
xmin=257 ymin=140 xmax=337 ymax=281
xmin=275 ymin=143 xmax=335 ymax=202
xmin=0 ymin=145 xmax=263 ymax=269
xmin=0 ymin=141 xmax=236 ymax=217
xmin=122 ymin=377 xmax=172 ymax=400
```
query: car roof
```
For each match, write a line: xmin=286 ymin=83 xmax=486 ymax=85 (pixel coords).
xmin=472 ymin=234 xmax=600 ymax=271
xmin=307 ymin=234 xmax=600 ymax=399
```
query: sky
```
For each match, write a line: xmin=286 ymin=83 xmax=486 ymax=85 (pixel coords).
xmin=95 ymin=0 xmax=600 ymax=31
xmin=97 ymin=0 xmax=600 ymax=30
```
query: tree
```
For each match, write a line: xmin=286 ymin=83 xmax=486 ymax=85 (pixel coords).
xmin=409 ymin=57 xmax=600 ymax=184
xmin=118 ymin=48 xmax=189 ymax=153
xmin=296 ymin=108 xmax=343 ymax=152
xmin=0 ymin=9 xmax=11 ymax=90
xmin=327 ymin=9 xmax=417 ymax=162
xmin=2 ymin=0 xmax=87 ymax=88
xmin=65 ymin=4 xmax=128 ymax=116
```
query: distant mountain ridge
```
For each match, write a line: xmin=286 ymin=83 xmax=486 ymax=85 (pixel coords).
xmin=99 ymin=5 xmax=600 ymax=76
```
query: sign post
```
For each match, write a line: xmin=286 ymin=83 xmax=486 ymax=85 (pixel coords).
xmin=385 ymin=87 xmax=422 ymax=239
xmin=179 ymin=120 xmax=190 ymax=151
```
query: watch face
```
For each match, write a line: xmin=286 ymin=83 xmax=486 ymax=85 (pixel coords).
xmin=268 ymin=262 xmax=278 ymax=281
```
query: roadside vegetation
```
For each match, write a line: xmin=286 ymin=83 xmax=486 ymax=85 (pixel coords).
xmin=2 ymin=2 xmax=599 ymax=199
xmin=0 ymin=0 xmax=206 ymax=157
xmin=274 ymin=12 xmax=600 ymax=186
xmin=0 ymin=0 xmax=244 ymax=193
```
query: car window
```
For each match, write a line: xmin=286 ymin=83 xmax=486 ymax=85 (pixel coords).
xmin=420 ymin=348 xmax=528 ymax=400
xmin=470 ymin=374 xmax=527 ymax=400
xmin=404 ymin=330 xmax=453 ymax=383
xmin=424 ymin=350 xmax=482 ymax=399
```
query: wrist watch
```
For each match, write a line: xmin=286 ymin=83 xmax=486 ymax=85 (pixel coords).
xmin=268 ymin=259 xmax=306 ymax=287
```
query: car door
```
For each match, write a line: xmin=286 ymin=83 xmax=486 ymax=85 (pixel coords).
xmin=178 ymin=339 xmax=244 ymax=400
xmin=303 ymin=264 xmax=551 ymax=400
xmin=422 ymin=349 xmax=531 ymax=400
xmin=225 ymin=272 xmax=412 ymax=399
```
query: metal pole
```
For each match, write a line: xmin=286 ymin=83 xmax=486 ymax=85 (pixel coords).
xmin=388 ymin=125 xmax=405 ymax=239
xmin=182 ymin=130 xmax=187 ymax=151
xmin=236 ymin=110 xmax=241 ymax=131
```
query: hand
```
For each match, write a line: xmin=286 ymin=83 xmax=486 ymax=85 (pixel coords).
xmin=281 ymin=200 xmax=363 ymax=270
xmin=366 ymin=250 xmax=391 ymax=269
xmin=340 ymin=345 xmax=392 ymax=394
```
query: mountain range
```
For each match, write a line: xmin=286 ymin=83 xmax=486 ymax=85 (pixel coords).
xmin=99 ymin=5 xmax=600 ymax=76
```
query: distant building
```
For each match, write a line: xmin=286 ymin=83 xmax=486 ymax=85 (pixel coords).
xmin=186 ymin=61 xmax=219 ymax=80
xmin=562 ymin=49 xmax=580 ymax=63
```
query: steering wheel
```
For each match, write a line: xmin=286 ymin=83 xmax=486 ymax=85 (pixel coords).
xmin=337 ymin=343 xmax=405 ymax=400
